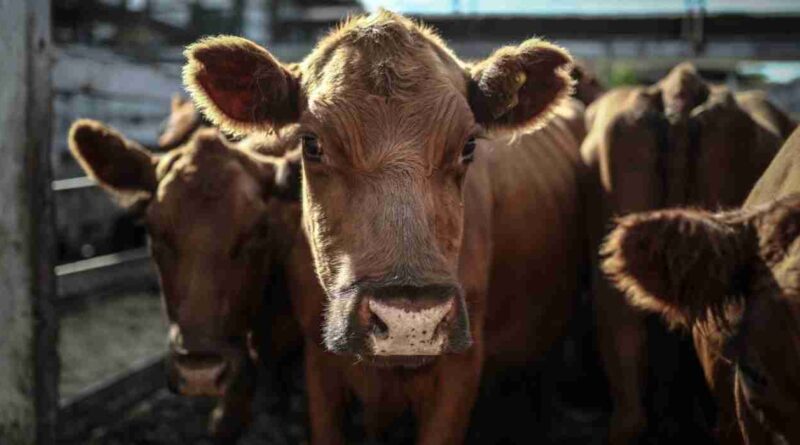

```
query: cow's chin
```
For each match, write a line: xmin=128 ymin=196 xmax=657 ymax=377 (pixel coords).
xmin=357 ymin=354 xmax=438 ymax=369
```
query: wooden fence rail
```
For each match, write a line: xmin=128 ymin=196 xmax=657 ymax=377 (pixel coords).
xmin=53 ymin=177 xmax=165 ymax=441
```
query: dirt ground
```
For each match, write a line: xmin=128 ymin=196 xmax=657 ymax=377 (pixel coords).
xmin=60 ymin=295 xmax=715 ymax=445
xmin=59 ymin=292 xmax=167 ymax=400
xmin=60 ymin=295 xmax=613 ymax=445
xmin=72 ymin=358 xmax=611 ymax=445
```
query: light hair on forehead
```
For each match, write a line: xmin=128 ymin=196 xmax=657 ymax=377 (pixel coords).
xmin=301 ymin=10 xmax=468 ymax=98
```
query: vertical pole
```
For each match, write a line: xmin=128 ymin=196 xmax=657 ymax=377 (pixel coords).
xmin=232 ymin=0 xmax=245 ymax=34
xmin=266 ymin=0 xmax=280 ymax=44
xmin=0 ymin=0 xmax=58 ymax=444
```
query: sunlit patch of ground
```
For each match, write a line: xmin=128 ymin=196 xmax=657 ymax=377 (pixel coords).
xmin=59 ymin=292 xmax=167 ymax=400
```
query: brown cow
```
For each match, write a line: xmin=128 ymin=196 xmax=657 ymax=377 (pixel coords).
xmin=582 ymin=62 xmax=790 ymax=443
xmin=183 ymin=10 xmax=587 ymax=444
xmin=68 ymin=120 xmax=302 ymax=441
xmin=603 ymin=127 xmax=800 ymax=445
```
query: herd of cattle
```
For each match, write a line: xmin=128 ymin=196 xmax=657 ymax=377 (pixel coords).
xmin=66 ymin=11 xmax=800 ymax=445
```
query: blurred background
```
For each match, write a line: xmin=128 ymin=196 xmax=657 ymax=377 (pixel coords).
xmin=50 ymin=1 xmax=800 ymax=443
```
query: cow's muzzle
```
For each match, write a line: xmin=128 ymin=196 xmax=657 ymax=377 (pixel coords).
xmin=165 ymin=328 xmax=247 ymax=397
xmin=324 ymin=284 xmax=472 ymax=360
xmin=167 ymin=351 xmax=230 ymax=397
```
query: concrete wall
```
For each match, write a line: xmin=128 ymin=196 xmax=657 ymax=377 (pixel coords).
xmin=0 ymin=0 xmax=58 ymax=443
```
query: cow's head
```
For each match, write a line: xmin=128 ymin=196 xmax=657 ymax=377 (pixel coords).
xmin=570 ymin=61 xmax=604 ymax=106
xmin=183 ymin=11 xmax=573 ymax=364
xmin=603 ymin=195 xmax=800 ymax=443
xmin=68 ymin=120 xmax=300 ymax=396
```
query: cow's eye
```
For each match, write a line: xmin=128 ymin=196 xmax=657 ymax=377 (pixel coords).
xmin=462 ymin=137 xmax=476 ymax=164
xmin=301 ymin=135 xmax=322 ymax=162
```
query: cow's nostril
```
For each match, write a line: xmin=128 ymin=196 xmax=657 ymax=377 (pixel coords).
xmin=214 ymin=361 xmax=230 ymax=389
xmin=370 ymin=312 xmax=389 ymax=339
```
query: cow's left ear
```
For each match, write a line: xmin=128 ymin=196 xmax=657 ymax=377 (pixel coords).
xmin=602 ymin=209 xmax=753 ymax=328
xmin=183 ymin=36 xmax=302 ymax=136
xmin=468 ymin=39 xmax=573 ymax=132
xmin=68 ymin=119 xmax=157 ymax=197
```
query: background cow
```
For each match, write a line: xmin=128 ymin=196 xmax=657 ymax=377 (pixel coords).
xmin=570 ymin=61 xmax=605 ymax=107
xmin=182 ymin=10 xmax=590 ymax=444
xmin=603 ymin=127 xmax=800 ymax=445
xmin=68 ymin=120 xmax=302 ymax=441
xmin=157 ymin=94 xmax=214 ymax=150
xmin=581 ymin=62 xmax=792 ymax=443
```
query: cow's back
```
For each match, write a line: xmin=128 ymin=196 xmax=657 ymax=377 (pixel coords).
xmin=481 ymin=99 xmax=586 ymax=365
xmin=736 ymin=91 xmax=797 ymax=141
xmin=581 ymin=86 xmax=661 ymax=243
xmin=581 ymin=85 xmax=785 ymax=216
xmin=683 ymin=87 xmax=783 ymax=209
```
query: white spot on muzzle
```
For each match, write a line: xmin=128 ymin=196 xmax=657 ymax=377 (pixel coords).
xmin=368 ymin=299 xmax=451 ymax=356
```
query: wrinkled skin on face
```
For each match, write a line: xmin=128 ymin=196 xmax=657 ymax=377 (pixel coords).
xmin=68 ymin=120 xmax=301 ymax=440
xmin=603 ymin=190 xmax=800 ymax=445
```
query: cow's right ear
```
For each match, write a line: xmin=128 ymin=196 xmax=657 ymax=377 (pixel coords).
xmin=468 ymin=39 xmax=573 ymax=132
xmin=68 ymin=119 xmax=157 ymax=199
xmin=183 ymin=36 xmax=302 ymax=136
xmin=601 ymin=208 xmax=752 ymax=328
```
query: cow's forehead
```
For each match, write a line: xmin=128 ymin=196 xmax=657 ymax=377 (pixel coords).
xmin=304 ymin=45 xmax=467 ymax=101
xmin=152 ymin=156 xmax=262 ymax=229
xmin=301 ymin=12 xmax=467 ymax=99
xmin=295 ymin=12 xmax=474 ymax=165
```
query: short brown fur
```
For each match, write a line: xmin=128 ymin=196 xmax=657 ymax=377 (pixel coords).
xmin=603 ymin=187 xmax=800 ymax=445
xmin=183 ymin=10 xmax=585 ymax=444
xmin=581 ymin=62 xmax=791 ymax=443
